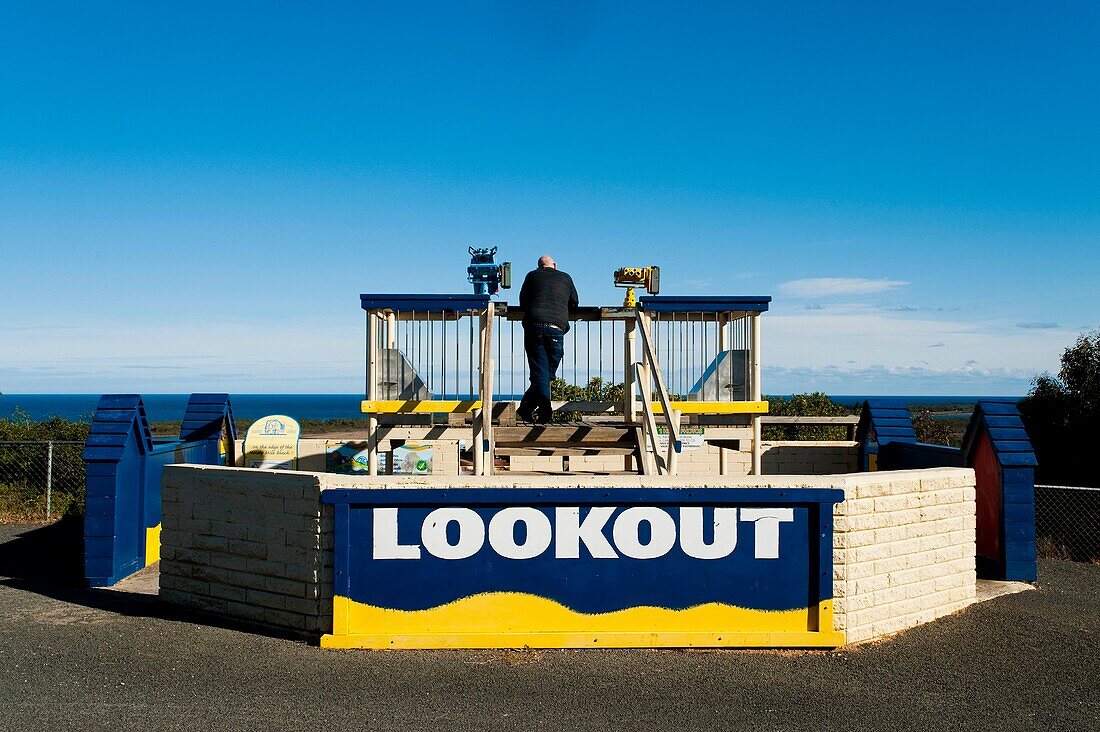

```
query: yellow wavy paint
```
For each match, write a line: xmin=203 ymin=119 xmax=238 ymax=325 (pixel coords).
xmin=325 ymin=592 xmax=843 ymax=648
xmin=337 ymin=592 xmax=810 ymax=634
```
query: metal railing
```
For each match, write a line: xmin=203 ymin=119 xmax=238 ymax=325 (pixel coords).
xmin=0 ymin=441 xmax=85 ymax=520
xmin=1035 ymin=484 xmax=1100 ymax=562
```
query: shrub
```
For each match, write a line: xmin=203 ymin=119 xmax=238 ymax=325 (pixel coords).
xmin=763 ymin=393 xmax=852 ymax=440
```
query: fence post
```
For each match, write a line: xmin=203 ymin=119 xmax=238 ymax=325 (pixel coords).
xmin=46 ymin=440 xmax=54 ymax=520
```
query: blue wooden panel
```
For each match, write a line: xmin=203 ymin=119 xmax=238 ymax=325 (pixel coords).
xmin=1005 ymin=524 xmax=1035 ymax=542
xmin=1003 ymin=490 xmax=1037 ymax=505
xmin=868 ymin=418 xmax=914 ymax=428
xmin=978 ymin=402 xmax=1020 ymax=415
xmin=984 ymin=416 xmax=1023 ymax=428
xmin=1004 ymin=540 xmax=1038 ymax=562
xmin=82 ymin=446 xmax=124 ymax=462
xmin=1002 ymin=480 xmax=1034 ymax=495
xmin=84 ymin=537 xmax=115 ymax=558
xmin=875 ymin=427 xmax=918 ymax=440
xmin=84 ymin=558 xmax=114 ymax=578
xmin=84 ymin=517 xmax=115 ymax=536
xmin=867 ymin=408 xmax=913 ymax=419
xmin=1002 ymin=468 xmax=1035 ymax=485
xmin=1003 ymin=502 xmax=1036 ymax=523
xmin=85 ymin=433 xmax=134 ymax=447
xmin=991 ymin=439 xmax=1037 ymax=453
xmin=988 ymin=428 xmax=1030 ymax=441
xmin=999 ymin=452 xmax=1038 ymax=467
xmin=360 ymin=294 xmax=490 ymax=312
xmin=84 ymin=497 xmax=115 ymax=517
xmin=639 ymin=295 xmax=772 ymax=313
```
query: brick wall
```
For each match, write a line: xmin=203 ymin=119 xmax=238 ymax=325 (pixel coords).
xmin=762 ymin=441 xmax=858 ymax=475
xmin=160 ymin=466 xmax=333 ymax=635
xmin=833 ymin=468 xmax=977 ymax=644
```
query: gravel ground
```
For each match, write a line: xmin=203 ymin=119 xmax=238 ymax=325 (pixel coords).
xmin=0 ymin=521 xmax=1097 ymax=732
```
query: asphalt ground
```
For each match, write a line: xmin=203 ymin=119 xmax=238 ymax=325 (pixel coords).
xmin=0 ymin=521 xmax=1097 ymax=732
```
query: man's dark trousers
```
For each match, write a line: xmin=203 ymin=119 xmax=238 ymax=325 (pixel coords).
xmin=518 ymin=323 xmax=564 ymax=423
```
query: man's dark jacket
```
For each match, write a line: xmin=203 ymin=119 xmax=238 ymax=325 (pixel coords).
xmin=519 ymin=267 xmax=579 ymax=333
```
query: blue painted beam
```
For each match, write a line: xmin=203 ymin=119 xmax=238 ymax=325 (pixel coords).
xmin=639 ymin=295 xmax=772 ymax=313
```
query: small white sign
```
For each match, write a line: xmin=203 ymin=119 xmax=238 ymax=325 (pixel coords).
xmin=651 ymin=425 xmax=705 ymax=453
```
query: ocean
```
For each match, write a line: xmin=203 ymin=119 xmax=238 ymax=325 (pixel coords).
xmin=0 ymin=393 xmax=1023 ymax=423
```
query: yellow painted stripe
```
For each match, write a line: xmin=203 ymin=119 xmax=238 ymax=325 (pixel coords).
xmin=362 ymin=400 xmax=483 ymax=414
xmin=653 ymin=400 xmax=769 ymax=415
xmin=361 ymin=399 xmax=769 ymax=415
xmin=145 ymin=523 xmax=161 ymax=566
xmin=321 ymin=593 xmax=843 ymax=649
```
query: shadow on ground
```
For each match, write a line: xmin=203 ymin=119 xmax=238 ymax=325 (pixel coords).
xmin=0 ymin=521 xmax=311 ymax=642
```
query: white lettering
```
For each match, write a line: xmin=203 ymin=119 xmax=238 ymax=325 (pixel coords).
xmin=372 ymin=507 xmax=421 ymax=559
xmin=488 ymin=507 xmax=553 ymax=559
xmin=613 ymin=507 xmax=677 ymax=559
xmin=554 ymin=507 xmax=618 ymax=559
xmin=739 ymin=508 xmax=795 ymax=559
xmin=421 ymin=507 xmax=484 ymax=559
xmin=370 ymin=505 xmax=794 ymax=561
xmin=679 ymin=507 xmax=738 ymax=559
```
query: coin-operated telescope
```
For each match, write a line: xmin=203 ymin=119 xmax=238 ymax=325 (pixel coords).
xmin=467 ymin=246 xmax=512 ymax=296
xmin=613 ymin=265 xmax=660 ymax=307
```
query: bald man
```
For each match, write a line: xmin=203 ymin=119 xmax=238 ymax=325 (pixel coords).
xmin=516 ymin=255 xmax=579 ymax=424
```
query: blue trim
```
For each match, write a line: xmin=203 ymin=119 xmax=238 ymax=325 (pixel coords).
xmin=814 ymin=501 xmax=833 ymax=611
xmin=640 ymin=296 xmax=771 ymax=313
xmin=322 ymin=487 xmax=843 ymax=506
xmin=360 ymin=294 xmax=491 ymax=313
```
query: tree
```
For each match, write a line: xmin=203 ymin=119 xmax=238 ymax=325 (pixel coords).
xmin=911 ymin=409 xmax=958 ymax=447
xmin=763 ymin=392 xmax=853 ymax=440
xmin=1018 ymin=330 xmax=1100 ymax=487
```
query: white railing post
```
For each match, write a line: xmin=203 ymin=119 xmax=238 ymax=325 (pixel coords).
xmin=624 ymin=317 xmax=637 ymax=423
xmin=718 ymin=313 xmax=729 ymax=475
xmin=367 ymin=310 xmax=380 ymax=476
xmin=475 ymin=302 xmax=494 ymax=476
xmin=751 ymin=312 xmax=763 ymax=475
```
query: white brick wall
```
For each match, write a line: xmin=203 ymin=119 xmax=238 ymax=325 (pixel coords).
xmin=160 ymin=466 xmax=333 ymax=635
xmin=761 ymin=441 xmax=858 ymax=475
xmin=833 ymin=468 xmax=977 ymax=643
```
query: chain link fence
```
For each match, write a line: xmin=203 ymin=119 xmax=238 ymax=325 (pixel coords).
xmin=1035 ymin=484 xmax=1100 ymax=563
xmin=0 ymin=441 xmax=86 ymax=522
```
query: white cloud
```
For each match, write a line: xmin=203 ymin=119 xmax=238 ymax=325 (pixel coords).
xmin=778 ymin=278 xmax=910 ymax=298
xmin=763 ymin=308 xmax=1073 ymax=390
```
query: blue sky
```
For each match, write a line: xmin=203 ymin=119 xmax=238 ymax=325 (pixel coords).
xmin=1 ymin=1 xmax=1097 ymax=395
